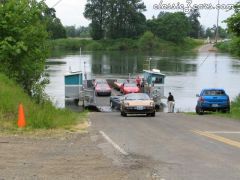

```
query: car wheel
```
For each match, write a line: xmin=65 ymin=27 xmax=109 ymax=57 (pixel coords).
xmin=196 ymin=107 xmax=204 ymax=115
xmin=151 ymin=112 xmax=155 ymax=117
xmin=222 ymin=107 xmax=230 ymax=113
xmin=121 ymin=111 xmax=127 ymax=117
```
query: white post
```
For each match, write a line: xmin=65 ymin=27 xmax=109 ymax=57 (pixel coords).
xmin=149 ymin=57 xmax=152 ymax=70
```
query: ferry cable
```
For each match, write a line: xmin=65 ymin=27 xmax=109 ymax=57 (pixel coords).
xmin=52 ymin=0 xmax=64 ymax=8
xmin=198 ymin=52 xmax=211 ymax=68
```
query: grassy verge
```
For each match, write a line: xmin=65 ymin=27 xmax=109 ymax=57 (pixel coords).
xmin=216 ymin=37 xmax=240 ymax=57
xmin=0 ymin=73 xmax=87 ymax=133
xmin=226 ymin=96 xmax=240 ymax=120
xmin=185 ymin=96 xmax=240 ymax=120
xmin=49 ymin=37 xmax=203 ymax=56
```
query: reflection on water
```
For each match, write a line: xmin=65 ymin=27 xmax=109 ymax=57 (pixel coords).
xmin=45 ymin=50 xmax=240 ymax=112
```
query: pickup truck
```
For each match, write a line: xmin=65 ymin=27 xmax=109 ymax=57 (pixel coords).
xmin=196 ymin=88 xmax=230 ymax=115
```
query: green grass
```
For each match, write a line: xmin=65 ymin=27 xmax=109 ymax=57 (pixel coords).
xmin=0 ymin=73 xmax=86 ymax=132
xmin=185 ymin=96 xmax=240 ymax=120
xmin=216 ymin=37 xmax=240 ymax=57
xmin=227 ymin=96 xmax=240 ymax=120
xmin=49 ymin=37 xmax=203 ymax=55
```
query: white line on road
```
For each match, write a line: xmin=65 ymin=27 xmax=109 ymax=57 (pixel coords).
xmin=99 ymin=131 xmax=129 ymax=156
xmin=206 ymin=131 xmax=240 ymax=134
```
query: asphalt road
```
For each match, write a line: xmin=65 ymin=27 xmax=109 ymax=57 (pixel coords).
xmin=90 ymin=112 xmax=240 ymax=180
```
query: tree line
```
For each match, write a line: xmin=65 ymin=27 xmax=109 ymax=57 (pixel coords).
xmin=83 ymin=0 xmax=228 ymax=43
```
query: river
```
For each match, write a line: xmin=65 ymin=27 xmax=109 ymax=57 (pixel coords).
xmin=45 ymin=48 xmax=240 ymax=112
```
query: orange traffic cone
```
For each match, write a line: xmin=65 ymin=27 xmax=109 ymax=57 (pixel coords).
xmin=18 ymin=103 xmax=26 ymax=128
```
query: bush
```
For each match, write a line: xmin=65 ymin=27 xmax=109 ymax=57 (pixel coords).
xmin=229 ymin=95 xmax=240 ymax=119
xmin=230 ymin=37 xmax=240 ymax=56
xmin=138 ymin=31 xmax=158 ymax=50
xmin=0 ymin=73 xmax=84 ymax=131
xmin=86 ymin=41 xmax=103 ymax=51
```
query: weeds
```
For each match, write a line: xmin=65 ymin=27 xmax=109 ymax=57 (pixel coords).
xmin=0 ymin=73 xmax=86 ymax=132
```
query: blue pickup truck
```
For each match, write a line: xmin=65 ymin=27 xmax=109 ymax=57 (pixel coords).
xmin=196 ymin=88 xmax=230 ymax=115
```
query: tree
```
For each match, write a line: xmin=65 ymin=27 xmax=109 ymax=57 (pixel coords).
xmin=225 ymin=2 xmax=240 ymax=56
xmin=107 ymin=0 xmax=146 ymax=39
xmin=65 ymin=26 xmax=77 ymax=37
xmin=43 ymin=7 xmax=66 ymax=39
xmin=225 ymin=2 xmax=240 ymax=36
xmin=188 ymin=8 xmax=201 ymax=38
xmin=147 ymin=12 xmax=190 ymax=43
xmin=84 ymin=0 xmax=146 ymax=39
xmin=0 ymin=0 xmax=49 ymax=100
xmin=199 ymin=25 xmax=205 ymax=38
xmin=205 ymin=27 xmax=214 ymax=39
xmin=138 ymin=31 xmax=157 ymax=50
xmin=218 ymin=27 xmax=228 ymax=39
xmin=84 ymin=0 xmax=107 ymax=40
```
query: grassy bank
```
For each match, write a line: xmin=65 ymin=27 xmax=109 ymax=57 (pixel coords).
xmin=187 ymin=96 xmax=240 ymax=120
xmin=49 ymin=37 xmax=203 ymax=55
xmin=227 ymin=96 xmax=240 ymax=120
xmin=0 ymin=73 xmax=86 ymax=132
xmin=216 ymin=37 xmax=240 ymax=57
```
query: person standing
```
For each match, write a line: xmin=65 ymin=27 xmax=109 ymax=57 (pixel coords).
xmin=167 ymin=92 xmax=175 ymax=113
xmin=136 ymin=75 xmax=141 ymax=87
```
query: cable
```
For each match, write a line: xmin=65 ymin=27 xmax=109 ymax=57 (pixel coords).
xmin=52 ymin=0 xmax=63 ymax=8
xmin=198 ymin=53 xmax=210 ymax=67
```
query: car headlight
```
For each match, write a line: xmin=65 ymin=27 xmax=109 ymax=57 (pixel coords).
xmin=124 ymin=102 xmax=130 ymax=107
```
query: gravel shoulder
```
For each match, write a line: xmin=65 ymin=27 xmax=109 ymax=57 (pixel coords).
xmin=0 ymin=129 xmax=153 ymax=180
xmin=0 ymin=132 xmax=127 ymax=180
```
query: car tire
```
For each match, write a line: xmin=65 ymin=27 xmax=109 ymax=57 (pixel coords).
xmin=222 ymin=107 xmax=230 ymax=113
xmin=196 ymin=107 xmax=204 ymax=115
xmin=121 ymin=111 xmax=127 ymax=117
xmin=151 ymin=112 xmax=155 ymax=117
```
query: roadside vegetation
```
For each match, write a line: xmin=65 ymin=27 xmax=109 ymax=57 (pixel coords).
xmin=49 ymin=36 xmax=203 ymax=54
xmin=0 ymin=0 xmax=86 ymax=132
xmin=216 ymin=3 xmax=240 ymax=57
xmin=228 ymin=96 xmax=240 ymax=119
xmin=216 ymin=37 xmax=240 ymax=57
xmin=0 ymin=73 xmax=85 ymax=132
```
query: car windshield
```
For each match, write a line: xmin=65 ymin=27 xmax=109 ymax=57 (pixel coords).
xmin=203 ymin=90 xmax=225 ymax=96
xmin=124 ymin=83 xmax=137 ymax=87
xmin=98 ymin=84 xmax=109 ymax=88
xmin=95 ymin=79 xmax=107 ymax=84
xmin=125 ymin=93 xmax=150 ymax=100
xmin=117 ymin=79 xmax=125 ymax=83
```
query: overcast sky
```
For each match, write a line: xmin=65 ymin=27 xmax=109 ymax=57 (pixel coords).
xmin=44 ymin=0 xmax=239 ymax=28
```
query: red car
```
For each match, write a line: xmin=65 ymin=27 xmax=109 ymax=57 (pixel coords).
xmin=95 ymin=83 xmax=111 ymax=96
xmin=114 ymin=79 xmax=125 ymax=90
xmin=120 ymin=83 xmax=140 ymax=94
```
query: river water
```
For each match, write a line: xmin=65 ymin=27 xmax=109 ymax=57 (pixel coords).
xmin=45 ymin=49 xmax=240 ymax=112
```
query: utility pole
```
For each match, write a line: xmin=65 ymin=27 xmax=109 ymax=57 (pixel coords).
xmin=215 ymin=0 xmax=220 ymax=43
xmin=149 ymin=57 xmax=152 ymax=70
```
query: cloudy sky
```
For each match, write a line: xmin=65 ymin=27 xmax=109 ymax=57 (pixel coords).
xmin=45 ymin=0 xmax=239 ymax=28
